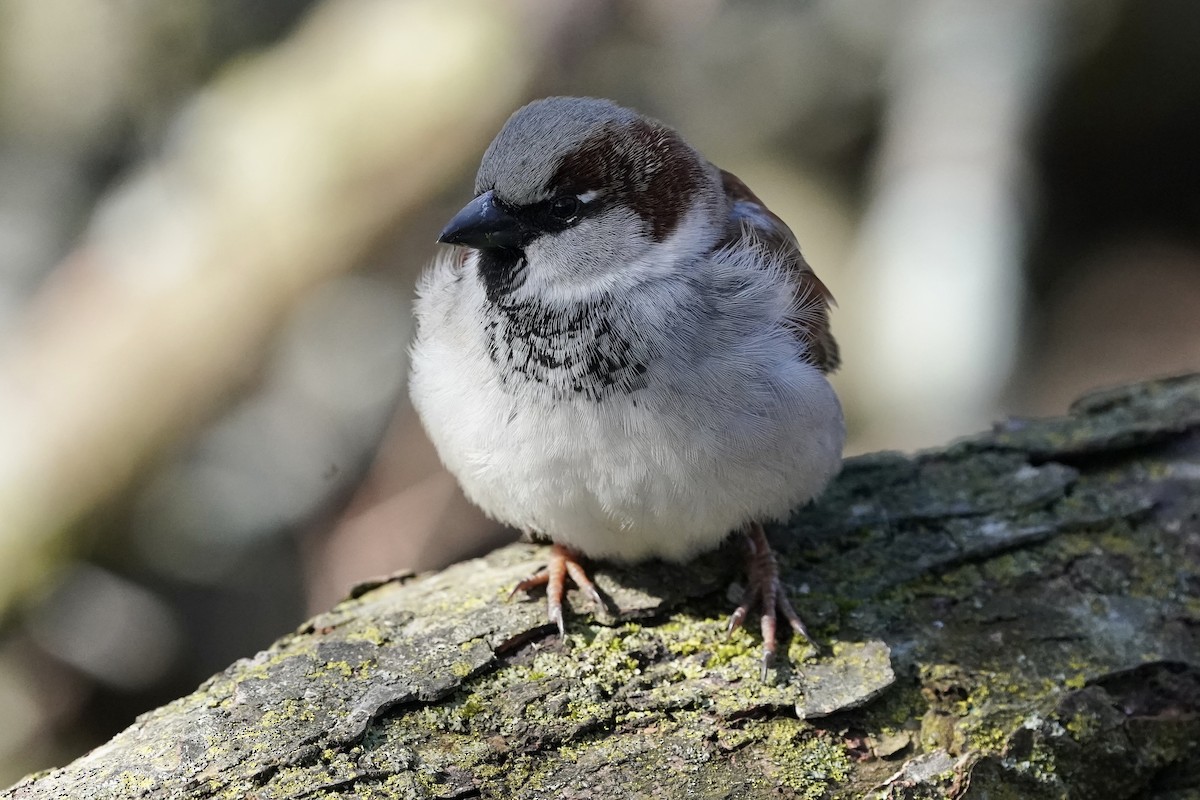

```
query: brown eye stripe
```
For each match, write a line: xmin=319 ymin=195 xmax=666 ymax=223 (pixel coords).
xmin=550 ymin=120 xmax=704 ymax=242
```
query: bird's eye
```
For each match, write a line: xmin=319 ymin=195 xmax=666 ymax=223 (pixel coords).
xmin=548 ymin=195 xmax=581 ymax=222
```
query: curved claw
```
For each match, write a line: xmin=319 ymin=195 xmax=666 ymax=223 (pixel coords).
xmin=564 ymin=558 xmax=610 ymax=615
xmin=509 ymin=568 xmax=548 ymax=601
xmin=547 ymin=602 xmax=565 ymax=638
xmin=726 ymin=603 xmax=749 ymax=636
xmin=778 ymin=590 xmax=820 ymax=652
xmin=760 ymin=648 xmax=775 ymax=682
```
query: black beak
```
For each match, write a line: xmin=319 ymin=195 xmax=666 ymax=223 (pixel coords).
xmin=437 ymin=190 xmax=524 ymax=249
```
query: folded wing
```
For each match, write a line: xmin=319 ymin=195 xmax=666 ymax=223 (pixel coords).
xmin=717 ymin=169 xmax=840 ymax=374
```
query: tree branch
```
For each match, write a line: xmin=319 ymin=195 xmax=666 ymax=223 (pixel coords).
xmin=6 ymin=373 xmax=1199 ymax=798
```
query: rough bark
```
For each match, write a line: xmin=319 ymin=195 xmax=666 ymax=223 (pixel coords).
xmin=7 ymin=374 xmax=1200 ymax=799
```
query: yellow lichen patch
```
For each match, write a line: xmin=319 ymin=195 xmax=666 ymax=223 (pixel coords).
xmin=762 ymin=719 xmax=853 ymax=798
xmin=1063 ymin=708 xmax=1100 ymax=741
xmin=344 ymin=623 xmax=388 ymax=646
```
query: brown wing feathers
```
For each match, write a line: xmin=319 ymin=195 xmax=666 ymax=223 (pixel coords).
xmin=717 ymin=169 xmax=840 ymax=374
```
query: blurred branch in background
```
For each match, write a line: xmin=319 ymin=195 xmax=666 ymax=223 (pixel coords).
xmin=843 ymin=0 xmax=1062 ymax=449
xmin=0 ymin=0 xmax=538 ymax=617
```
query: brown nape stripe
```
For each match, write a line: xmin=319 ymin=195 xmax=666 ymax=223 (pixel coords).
xmin=550 ymin=120 xmax=705 ymax=242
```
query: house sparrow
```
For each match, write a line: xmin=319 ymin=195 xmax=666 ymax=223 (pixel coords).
xmin=410 ymin=97 xmax=844 ymax=676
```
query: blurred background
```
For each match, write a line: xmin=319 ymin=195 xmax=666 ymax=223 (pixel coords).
xmin=0 ymin=0 xmax=1198 ymax=784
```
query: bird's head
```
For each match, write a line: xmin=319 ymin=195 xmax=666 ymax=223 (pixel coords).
xmin=438 ymin=97 xmax=724 ymax=301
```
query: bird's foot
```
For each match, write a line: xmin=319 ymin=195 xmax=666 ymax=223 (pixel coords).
xmin=510 ymin=543 xmax=607 ymax=637
xmin=727 ymin=521 xmax=815 ymax=680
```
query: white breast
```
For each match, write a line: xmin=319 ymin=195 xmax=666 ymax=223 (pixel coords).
xmin=409 ymin=244 xmax=844 ymax=563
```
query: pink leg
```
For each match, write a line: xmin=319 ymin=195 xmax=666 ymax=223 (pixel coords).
xmin=510 ymin=543 xmax=607 ymax=636
xmin=727 ymin=521 xmax=815 ymax=679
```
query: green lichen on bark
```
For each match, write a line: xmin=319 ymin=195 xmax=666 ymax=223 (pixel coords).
xmin=6 ymin=374 xmax=1200 ymax=799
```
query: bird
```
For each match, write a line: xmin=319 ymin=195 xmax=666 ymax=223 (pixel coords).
xmin=409 ymin=97 xmax=844 ymax=676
